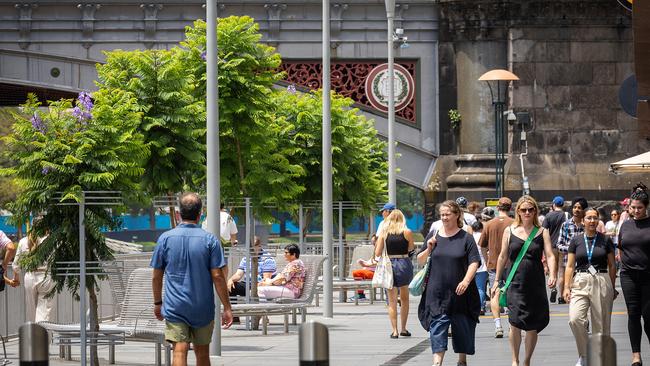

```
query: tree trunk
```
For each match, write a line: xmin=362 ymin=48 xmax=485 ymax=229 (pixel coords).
xmin=301 ymin=209 xmax=313 ymax=243
xmin=149 ymin=206 xmax=156 ymax=230
xmin=169 ymin=205 xmax=177 ymax=228
xmin=88 ymin=284 xmax=100 ymax=365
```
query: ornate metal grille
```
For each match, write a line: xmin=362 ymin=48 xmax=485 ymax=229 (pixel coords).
xmin=279 ymin=61 xmax=417 ymax=124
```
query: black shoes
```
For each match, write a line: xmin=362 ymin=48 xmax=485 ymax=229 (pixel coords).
xmin=550 ymin=289 xmax=557 ymax=303
xmin=390 ymin=333 xmax=399 ymax=339
xmin=400 ymin=330 xmax=411 ymax=337
xmin=558 ymin=297 xmax=567 ymax=305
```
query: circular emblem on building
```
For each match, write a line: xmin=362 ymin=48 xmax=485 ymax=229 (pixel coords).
xmin=365 ymin=63 xmax=415 ymax=113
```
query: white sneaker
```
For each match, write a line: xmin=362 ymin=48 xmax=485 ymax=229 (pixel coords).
xmin=575 ymin=356 xmax=584 ymax=366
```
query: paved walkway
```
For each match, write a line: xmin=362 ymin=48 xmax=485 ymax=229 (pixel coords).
xmin=1 ymin=288 xmax=647 ymax=365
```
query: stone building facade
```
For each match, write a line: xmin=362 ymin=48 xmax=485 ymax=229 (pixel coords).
xmin=432 ymin=0 xmax=649 ymax=204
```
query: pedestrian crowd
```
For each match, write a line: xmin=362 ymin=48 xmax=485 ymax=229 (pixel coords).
xmin=373 ymin=183 xmax=650 ymax=366
xmin=0 ymin=184 xmax=648 ymax=366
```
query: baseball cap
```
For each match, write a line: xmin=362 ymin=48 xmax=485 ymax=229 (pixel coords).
xmin=552 ymin=196 xmax=565 ymax=206
xmin=620 ymin=197 xmax=630 ymax=206
xmin=456 ymin=197 xmax=468 ymax=208
xmin=481 ymin=207 xmax=495 ymax=221
xmin=380 ymin=203 xmax=396 ymax=212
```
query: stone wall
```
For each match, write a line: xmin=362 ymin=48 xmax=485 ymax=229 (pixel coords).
xmin=434 ymin=0 xmax=648 ymax=202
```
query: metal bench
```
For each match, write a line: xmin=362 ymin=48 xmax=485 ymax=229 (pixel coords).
xmin=314 ymin=245 xmax=383 ymax=305
xmin=41 ymin=267 xmax=171 ymax=366
xmin=231 ymin=254 xmax=325 ymax=334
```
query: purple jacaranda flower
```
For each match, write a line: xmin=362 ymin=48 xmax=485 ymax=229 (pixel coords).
xmin=287 ymin=84 xmax=297 ymax=94
xmin=73 ymin=91 xmax=93 ymax=124
xmin=30 ymin=113 xmax=47 ymax=134
xmin=77 ymin=91 xmax=93 ymax=111
xmin=200 ymin=51 xmax=207 ymax=61
xmin=41 ymin=166 xmax=51 ymax=175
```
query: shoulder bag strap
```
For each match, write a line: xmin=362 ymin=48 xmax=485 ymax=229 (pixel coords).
xmin=502 ymin=226 xmax=539 ymax=291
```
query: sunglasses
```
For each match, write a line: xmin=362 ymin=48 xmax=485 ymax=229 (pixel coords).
xmin=519 ymin=207 xmax=536 ymax=214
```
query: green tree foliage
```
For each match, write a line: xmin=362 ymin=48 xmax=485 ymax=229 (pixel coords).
xmin=272 ymin=90 xmax=387 ymax=234
xmin=178 ymin=17 xmax=304 ymax=212
xmin=0 ymin=91 xmax=147 ymax=363
xmin=0 ymin=108 xmax=21 ymax=208
xmin=95 ymin=49 xmax=205 ymax=225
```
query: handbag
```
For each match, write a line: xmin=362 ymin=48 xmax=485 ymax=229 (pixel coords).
xmin=372 ymin=238 xmax=394 ymax=289
xmin=499 ymin=226 xmax=539 ymax=308
xmin=408 ymin=256 xmax=430 ymax=296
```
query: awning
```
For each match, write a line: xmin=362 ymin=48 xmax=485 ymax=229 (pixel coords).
xmin=610 ymin=151 xmax=650 ymax=174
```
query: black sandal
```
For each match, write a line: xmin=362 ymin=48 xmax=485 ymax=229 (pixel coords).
xmin=400 ymin=330 xmax=411 ymax=337
xmin=390 ymin=333 xmax=399 ymax=339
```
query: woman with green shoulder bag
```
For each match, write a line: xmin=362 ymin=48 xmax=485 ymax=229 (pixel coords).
xmin=490 ymin=195 xmax=557 ymax=366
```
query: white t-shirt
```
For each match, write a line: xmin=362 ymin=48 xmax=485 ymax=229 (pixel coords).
xmin=473 ymin=232 xmax=487 ymax=272
xmin=605 ymin=220 xmax=619 ymax=245
xmin=0 ymin=231 xmax=11 ymax=251
xmin=463 ymin=212 xmax=477 ymax=226
xmin=0 ymin=231 xmax=11 ymax=259
xmin=202 ymin=211 xmax=238 ymax=243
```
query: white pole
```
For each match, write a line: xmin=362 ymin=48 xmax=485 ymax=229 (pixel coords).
xmin=206 ymin=0 xmax=221 ymax=356
xmin=299 ymin=203 xmax=304 ymax=252
xmin=79 ymin=194 xmax=87 ymax=366
xmin=322 ymin=0 xmax=333 ymax=319
xmin=386 ymin=0 xmax=396 ymax=203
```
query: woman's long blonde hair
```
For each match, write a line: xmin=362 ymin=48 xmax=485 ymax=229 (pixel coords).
xmin=513 ymin=195 xmax=541 ymax=228
xmin=379 ymin=209 xmax=408 ymax=238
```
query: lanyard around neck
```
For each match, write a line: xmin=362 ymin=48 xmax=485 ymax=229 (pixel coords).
xmin=583 ymin=234 xmax=597 ymax=264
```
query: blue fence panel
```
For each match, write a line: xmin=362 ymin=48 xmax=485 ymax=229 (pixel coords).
xmin=0 ymin=216 xmax=26 ymax=235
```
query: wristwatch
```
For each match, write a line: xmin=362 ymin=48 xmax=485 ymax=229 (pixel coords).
xmin=154 ymin=300 xmax=163 ymax=306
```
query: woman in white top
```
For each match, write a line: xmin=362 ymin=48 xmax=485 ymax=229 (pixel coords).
xmin=471 ymin=220 xmax=488 ymax=315
xmin=13 ymin=228 xmax=55 ymax=322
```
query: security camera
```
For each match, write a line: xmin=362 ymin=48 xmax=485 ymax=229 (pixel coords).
xmin=395 ymin=28 xmax=404 ymax=36
xmin=507 ymin=111 xmax=517 ymax=122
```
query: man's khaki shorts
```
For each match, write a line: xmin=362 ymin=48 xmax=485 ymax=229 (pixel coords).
xmin=165 ymin=321 xmax=214 ymax=345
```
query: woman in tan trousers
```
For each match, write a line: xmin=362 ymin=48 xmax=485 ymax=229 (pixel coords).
xmin=563 ymin=207 xmax=617 ymax=366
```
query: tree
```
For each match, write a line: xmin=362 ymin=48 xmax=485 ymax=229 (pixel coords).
xmin=1 ymin=91 xmax=147 ymax=365
xmin=272 ymin=89 xmax=388 ymax=238
xmin=178 ymin=17 xmax=305 ymax=215
xmin=95 ymin=49 xmax=205 ymax=227
xmin=0 ymin=108 xmax=21 ymax=209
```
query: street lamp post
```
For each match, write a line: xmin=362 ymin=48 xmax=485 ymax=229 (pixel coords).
xmin=322 ymin=0 xmax=334 ymax=319
xmin=478 ymin=69 xmax=519 ymax=198
xmin=206 ymin=0 xmax=222 ymax=356
xmin=385 ymin=0 xmax=396 ymax=204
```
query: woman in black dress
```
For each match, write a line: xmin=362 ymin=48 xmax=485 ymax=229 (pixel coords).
xmin=417 ymin=200 xmax=481 ymax=366
xmin=491 ymin=195 xmax=557 ymax=366
xmin=375 ymin=209 xmax=415 ymax=339
xmin=619 ymin=183 xmax=650 ymax=366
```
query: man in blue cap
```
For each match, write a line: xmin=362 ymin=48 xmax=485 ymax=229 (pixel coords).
xmin=543 ymin=195 xmax=568 ymax=303
xmin=377 ymin=203 xmax=396 ymax=235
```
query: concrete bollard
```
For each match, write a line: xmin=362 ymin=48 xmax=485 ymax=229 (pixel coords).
xmin=19 ymin=322 xmax=49 ymax=366
xmin=299 ymin=321 xmax=329 ymax=366
xmin=588 ymin=333 xmax=616 ymax=366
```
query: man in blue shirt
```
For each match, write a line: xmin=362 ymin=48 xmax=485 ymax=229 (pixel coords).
xmin=227 ymin=237 xmax=276 ymax=297
xmin=151 ymin=192 xmax=233 ymax=366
